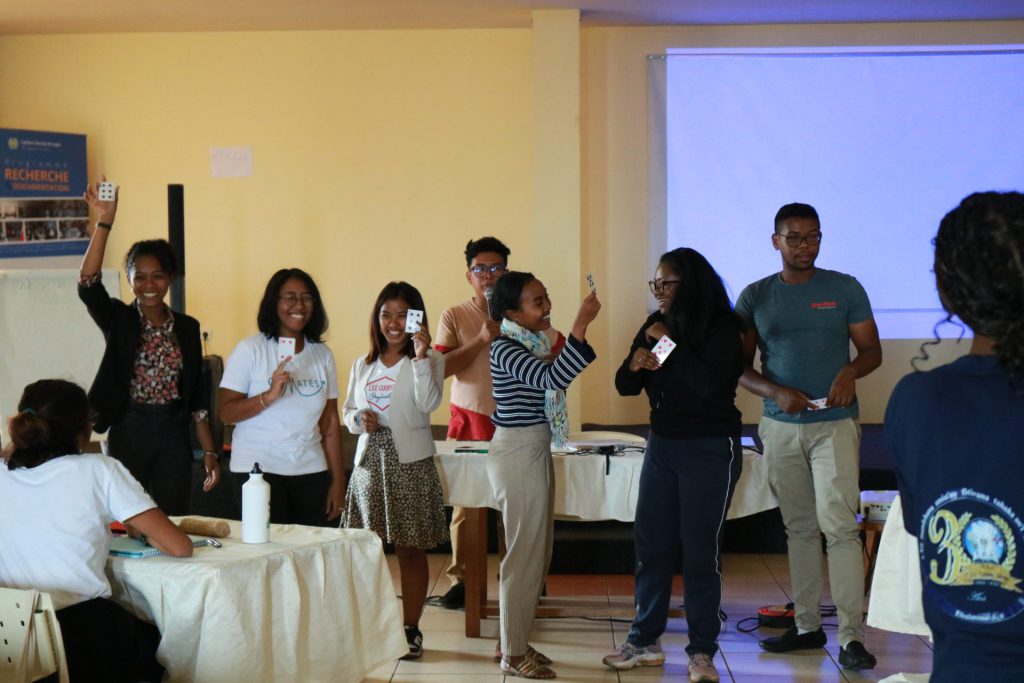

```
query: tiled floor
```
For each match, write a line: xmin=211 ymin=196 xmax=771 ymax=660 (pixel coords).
xmin=365 ymin=553 xmax=933 ymax=682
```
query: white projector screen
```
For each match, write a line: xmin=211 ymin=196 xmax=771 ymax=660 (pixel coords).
xmin=660 ymin=46 xmax=1024 ymax=339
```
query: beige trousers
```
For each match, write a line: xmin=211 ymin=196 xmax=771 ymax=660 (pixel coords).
xmin=760 ymin=416 xmax=866 ymax=646
xmin=445 ymin=506 xmax=467 ymax=585
xmin=486 ymin=424 xmax=554 ymax=657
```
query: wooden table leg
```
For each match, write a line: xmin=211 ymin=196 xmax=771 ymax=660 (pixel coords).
xmin=463 ymin=507 xmax=487 ymax=638
xmin=862 ymin=519 xmax=885 ymax=595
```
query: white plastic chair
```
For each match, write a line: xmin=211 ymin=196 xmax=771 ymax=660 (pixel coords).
xmin=0 ymin=587 xmax=68 ymax=683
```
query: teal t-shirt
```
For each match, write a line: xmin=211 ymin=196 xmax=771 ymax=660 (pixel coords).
xmin=735 ymin=268 xmax=873 ymax=423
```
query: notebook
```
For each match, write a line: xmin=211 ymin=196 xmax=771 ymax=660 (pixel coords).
xmin=109 ymin=535 xmax=209 ymax=558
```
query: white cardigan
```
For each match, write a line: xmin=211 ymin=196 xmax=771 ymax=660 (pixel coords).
xmin=342 ymin=349 xmax=444 ymax=465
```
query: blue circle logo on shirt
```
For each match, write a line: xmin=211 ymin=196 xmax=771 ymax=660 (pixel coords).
xmin=920 ymin=488 xmax=1024 ymax=624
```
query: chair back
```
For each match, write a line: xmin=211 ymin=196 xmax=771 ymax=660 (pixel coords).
xmin=0 ymin=587 xmax=68 ymax=683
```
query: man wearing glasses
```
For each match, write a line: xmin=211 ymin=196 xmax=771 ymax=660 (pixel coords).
xmin=736 ymin=203 xmax=882 ymax=671
xmin=433 ymin=236 xmax=510 ymax=609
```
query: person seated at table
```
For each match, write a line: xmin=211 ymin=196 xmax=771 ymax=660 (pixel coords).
xmin=77 ymin=176 xmax=221 ymax=514
xmin=488 ymin=271 xmax=600 ymax=679
xmin=602 ymin=248 xmax=743 ymax=683
xmin=341 ymin=281 xmax=448 ymax=660
xmin=885 ymin=191 xmax=1024 ymax=683
xmin=0 ymin=379 xmax=194 ymax=683
xmin=219 ymin=268 xmax=346 ymax=525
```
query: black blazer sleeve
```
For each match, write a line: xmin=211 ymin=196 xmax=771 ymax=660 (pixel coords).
xmin=78 ymin=277 xmax=118 ymax=333
xmin=179 ymin=314 xmax=208 ymax=416
xmin=615 ymin=315 xmax=658 ymax=397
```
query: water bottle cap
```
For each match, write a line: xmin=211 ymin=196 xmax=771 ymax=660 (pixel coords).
xmin=250 ymin=462 xmax=263 ymax=474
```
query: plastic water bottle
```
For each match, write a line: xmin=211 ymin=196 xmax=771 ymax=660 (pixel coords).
xmin=242 ymin=463 xmax=270 ymax=543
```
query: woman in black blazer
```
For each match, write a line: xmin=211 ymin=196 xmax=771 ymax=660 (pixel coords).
xmin=77 ymin=177 xmax=220 ymax=513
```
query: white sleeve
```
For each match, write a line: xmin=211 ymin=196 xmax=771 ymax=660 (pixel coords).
xmin=342 ymin=359 xmax=365 ymax=434
xmin=409 ymin=350 xmax=444 ymax=413
xmin=100 ymin=456 xmax=157 ymax=523
xmin=221 ymin=337 xmax=256 ymax=394
xmin=325 ymin=346 xmax=340 ymax=400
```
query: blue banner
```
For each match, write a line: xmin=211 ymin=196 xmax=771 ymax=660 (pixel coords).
xmin=1 ymin=128 xmax=89 ymax=258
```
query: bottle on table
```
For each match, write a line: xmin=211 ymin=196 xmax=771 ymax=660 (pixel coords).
xmin=242 ymin=463 xmax=270 ymax=544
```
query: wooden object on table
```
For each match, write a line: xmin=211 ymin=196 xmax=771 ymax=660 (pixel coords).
xmin=178 ymin=517 xmax=231 ymax=538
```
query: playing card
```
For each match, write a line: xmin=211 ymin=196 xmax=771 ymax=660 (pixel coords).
xmin=586 ymin=272 xmax=597 ymax=295
xmin=277 ymin=337 xmax=295 ymax=363
xmin=807 ymin=397 xmax=828 ymax=410
xmin=405 ymin=309 xmax=424 ymax=333
xmin=98 ymin=181 xmax=116 ymax=202
xmin=651 ymin=335 xmax=676 ymax=364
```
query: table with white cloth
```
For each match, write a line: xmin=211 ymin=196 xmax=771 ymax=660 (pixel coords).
xmin=435 ymin=440 xmax=778 ymax=636
xmin=866 ymin=495 xmax=931 ymax=637
xmin=866 ymin=495 xmax=932 ymax=682
xmin=104 ymin=518 xmax=407 ymax=683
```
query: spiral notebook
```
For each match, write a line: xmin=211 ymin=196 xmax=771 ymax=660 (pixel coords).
xmin=109 ymin=535 xmax=209 ymax=558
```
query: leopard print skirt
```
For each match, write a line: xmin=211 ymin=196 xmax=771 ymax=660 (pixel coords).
xmin=341 ymin=426 xmax=449 ymax=550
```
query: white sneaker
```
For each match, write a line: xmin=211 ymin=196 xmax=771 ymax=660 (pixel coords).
xmin=601 ymin=640 xmax=665 ymax=670
xmin=688 ymin=653 xmax=719 ymax=682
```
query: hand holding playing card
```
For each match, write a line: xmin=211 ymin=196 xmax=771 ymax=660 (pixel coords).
xmin=83 ymin=175 xmax=118 ymax=233
xmin=411 ymin=321 xmax=432 ymax=359
xmin=266 ymin=357 xmax=292 ymax=404
xmin=570 ymin=291 xmax=602 ymax=342
xmin=629 ymin=346 xmax=661 ymax=372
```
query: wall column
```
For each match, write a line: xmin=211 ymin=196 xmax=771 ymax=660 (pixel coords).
xmin=532 ymin=9 xmax=583 ymax=430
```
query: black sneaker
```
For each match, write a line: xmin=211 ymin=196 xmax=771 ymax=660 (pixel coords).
xmin=759 ymin=626 xmax=827 ymax=653
xmin=401 ymin=625 xmax=423 ymax=660
xmin=838 ymin=640 xmax=876 ymax=670
xmin=440 ymin=581 xmax=465 ymax=610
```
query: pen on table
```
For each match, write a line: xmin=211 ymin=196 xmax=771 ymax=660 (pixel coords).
xmin=454 ymin=448 xmax=488 ymax=453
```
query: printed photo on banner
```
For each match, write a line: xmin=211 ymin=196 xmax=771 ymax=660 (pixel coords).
xmin=1 ymin=128 xmax=88 ymax=259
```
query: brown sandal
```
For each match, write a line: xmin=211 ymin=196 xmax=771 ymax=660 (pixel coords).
xmin=500 ymin=656 xmax=557 ymax=679
xmin=493 ymin=643 xmax=552 ymax=665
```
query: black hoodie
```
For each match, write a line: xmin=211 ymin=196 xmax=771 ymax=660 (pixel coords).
xmin=615 ymin=311 xmax=742 ymax=439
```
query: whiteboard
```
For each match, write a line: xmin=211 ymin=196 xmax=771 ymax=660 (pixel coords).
xmin=0 ymin=268 xmax=120 ymax=440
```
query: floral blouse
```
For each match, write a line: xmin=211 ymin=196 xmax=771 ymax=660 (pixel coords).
xmin=79 ymin=272 xmax=207 ymax=422
xmin=130 ymin=304 xmax=208 ymax=423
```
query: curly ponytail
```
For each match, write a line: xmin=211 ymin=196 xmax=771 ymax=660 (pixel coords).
xmin=5 ymin=380 xmax=90 ymax=470
xmin=933 ymin=191 xmax=1024 ymax=383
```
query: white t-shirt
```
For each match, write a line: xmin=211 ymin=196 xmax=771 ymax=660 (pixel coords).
xmin=363 ymin=357 xmax=406 ymax=427
xmin=0 ymin=453 xmax=156 ymax=610
xmin=221 ymin=334 xmax=339 ymax=475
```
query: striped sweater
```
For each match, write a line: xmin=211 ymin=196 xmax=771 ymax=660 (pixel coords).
xmin=490 ymin=334 xmax=596 ymax=428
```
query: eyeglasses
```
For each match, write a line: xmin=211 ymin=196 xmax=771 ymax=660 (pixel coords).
xmin=469 ymin=264 xmax=507 ymax=277
xmin=779 ymin=232 xmax=823 ymax=248
xmin=648 ymin=279 xmax=681 ymax=294
xmin=279 ymin=293 xmax=316 ymax=305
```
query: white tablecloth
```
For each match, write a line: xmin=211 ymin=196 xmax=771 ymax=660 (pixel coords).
xmin=105 ymin=518 xmax=406 ymax=683
xmin=435 ymin=441 xmax=776 ymax=521
xmin=867 ymin=495 xmax=933 ymax=638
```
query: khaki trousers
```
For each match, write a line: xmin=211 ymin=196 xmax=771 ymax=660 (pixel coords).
xmin=445 ymin=505 xmax=467 ymax=585
xmin=760 ymin=416 xmax=865 ymax=646
xmin=486 ymin=424 xmax=554 ymax=657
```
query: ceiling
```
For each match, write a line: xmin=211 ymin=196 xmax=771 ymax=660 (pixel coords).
xmin=2 ymin=0 xmax=1023 ymax=35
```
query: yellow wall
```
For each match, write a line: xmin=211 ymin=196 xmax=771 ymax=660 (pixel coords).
xmin=3 ymin=19 xmax=1023 ymax=427
xmin=0 ymin=29 xmax=535 ymax=424
xmin=580 ymin=20 xmax=1024 ymax=426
